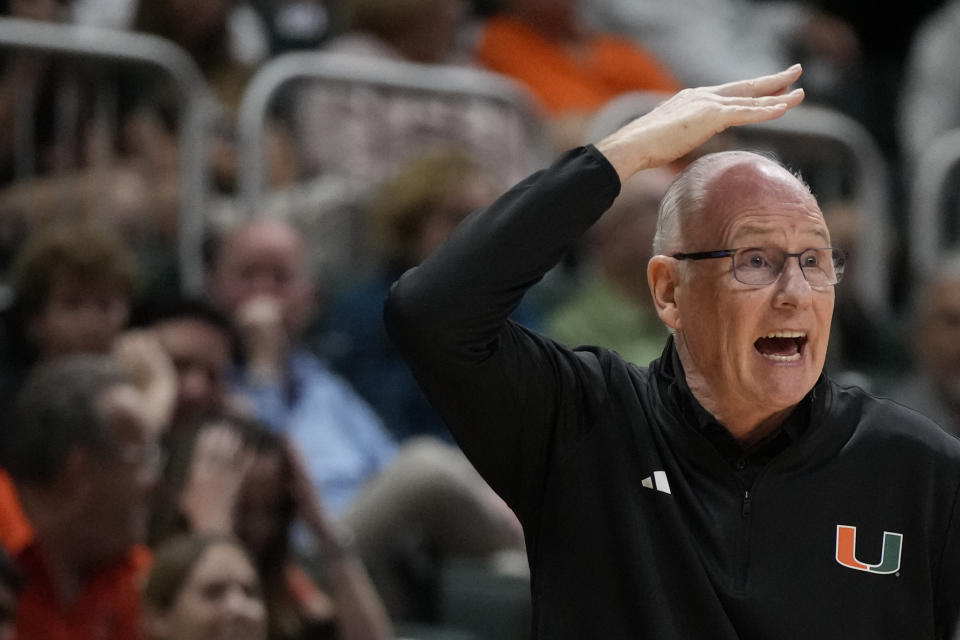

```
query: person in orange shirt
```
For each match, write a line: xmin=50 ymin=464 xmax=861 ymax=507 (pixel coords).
xmin=0 ymin=472 xmax=30 ymax=559
xmin=475 ymin=0 xmax=682 ymax=148
xmin=0 ymin=546 xmax=19 ymax=640
xmin=0 ymin=355 xmax=162 ymax=640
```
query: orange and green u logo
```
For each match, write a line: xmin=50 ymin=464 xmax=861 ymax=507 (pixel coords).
xmin=835 ymin=525 xmax=903 ymax=575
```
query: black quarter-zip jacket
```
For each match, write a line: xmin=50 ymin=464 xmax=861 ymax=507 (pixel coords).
xmin=384 ymin=145 xmax=960 ymax=639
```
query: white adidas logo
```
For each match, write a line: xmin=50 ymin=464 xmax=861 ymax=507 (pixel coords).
xmin=641 ymin=471 xmax=671 ymax=494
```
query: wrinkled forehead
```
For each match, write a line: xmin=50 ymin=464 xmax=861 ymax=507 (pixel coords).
xmin=687 ymin=157 xmax=825 ymax=242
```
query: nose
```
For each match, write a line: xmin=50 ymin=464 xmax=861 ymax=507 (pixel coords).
xmin=773 ymin=256 xmax=814 ymax=308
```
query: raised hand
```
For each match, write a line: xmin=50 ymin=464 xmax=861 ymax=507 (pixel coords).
xmin=596 ymin=65 xmax=805 ymax=183
xmin=112 ymin=329 xmax=177 ymax=437
xmin=179 ymin=422 xmax=254 ymax=534
xmin=234 ymin=295 xmax=288 ymax=384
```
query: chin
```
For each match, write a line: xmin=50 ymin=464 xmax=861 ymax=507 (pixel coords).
xmin=762 ymin=377 xmax=816 ymax=409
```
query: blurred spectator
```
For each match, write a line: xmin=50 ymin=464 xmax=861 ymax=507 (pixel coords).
xmin=0 ymin=355 xmax=159 ymax=640
xmin=208 ymin=216 xmax=524 ymax=621
xmin=317 ymin=149 xmax=526 ymax=442
xmin=882 ymin=252 xmax=960 ymax=436
xmin=546 ymin=167 xmax=674 ymax=366
xmin=249 ymin=0 xmax=344 ymax=53
xmin=151 ymin=416 xmax=393 ymax=639
xmin=583 ymin=0 xmax=859 ymax=89
xmin=0 ymin=220 xmax=178 ymax=436
xmin=133 ymin=296 xmax=246 ymax=428
xmin=899 ymin=0 xmax=960 ymax=165
xmin=0 ymin=0 xmax=100 ymax=186
xmin=0 ymin=221 xmax=138 ymax=408
xmin=207 ymin=215 xmax=397 ymax=516
xmin=333 ymin=0 xmax=467 ymax=63
xmin=75 ymin=0 xmax=271 ymax=62
xmin=6 ymin=220 xmax=136 ymax=361
xmin=119 ymin=0 xmax=297 ymax=239
xmin=291 ymin=0 xmax=531 ymax=187
xmin=130 ymin=0 xmax=268 ymax=107
xmin=818 ymin=200 xmax=907 ymax=386
xmin=815 ymin=0 xmax=945 ymax=156
xmin=0 ymin=0 xmax=195 ymax=250
xmin=474 ymin=0 xmax=682 ymax=149
xmin=142 ymin=534 xmax=268 ymax=640
xmin=0 ymin=547 xmax=18 ymax=640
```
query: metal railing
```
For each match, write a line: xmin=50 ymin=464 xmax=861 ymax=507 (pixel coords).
xmin=0 ymin=17 xmax=214 ymax=294
xmin=587 ymin=93 xmax=893 ymax=320
xmin=237 ymin=51 xmax=552 ymax=213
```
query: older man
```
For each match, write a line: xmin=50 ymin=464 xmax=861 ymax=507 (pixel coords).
xmin=206 ymin=216 xmax=525 ymax=620
xmin=0 ymin=355 xmax=160 ymax=640
xmin=385 ymin=65 xmax=960 ymax=638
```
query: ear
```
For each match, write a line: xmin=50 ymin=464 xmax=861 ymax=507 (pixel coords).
xmin=647 ymin=256 xmax=682 ymax=331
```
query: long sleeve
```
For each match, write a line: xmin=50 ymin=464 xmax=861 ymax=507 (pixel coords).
xmin=384 ymin=145 xmax=621 ymax=521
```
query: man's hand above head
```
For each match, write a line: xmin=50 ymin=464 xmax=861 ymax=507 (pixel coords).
xmin=596 ymin=65 xmax=805 ymax=184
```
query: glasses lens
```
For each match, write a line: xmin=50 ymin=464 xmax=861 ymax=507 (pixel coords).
xmin=732 ymin=247 xmax=845 ymax=286
xmin=799 ymin=248 xmax=844 ymax=286
xmin=733 ymin=248 xmax=780 ymax=285
xmin=831 ymin=248 xmax=846 ymax=283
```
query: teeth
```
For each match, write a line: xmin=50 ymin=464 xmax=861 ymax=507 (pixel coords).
xmin=761 ymin=352 xmax=802 ymax=362
xmin=760 ymin=331 xmax=806 ymax=339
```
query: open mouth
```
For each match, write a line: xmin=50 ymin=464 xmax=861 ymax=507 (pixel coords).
xmin=754 ymin=331 xmax=807 ymax=362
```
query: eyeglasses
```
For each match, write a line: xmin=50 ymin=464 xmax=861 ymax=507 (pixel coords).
xmin=671 ymin=247 xmax=845 ymax=287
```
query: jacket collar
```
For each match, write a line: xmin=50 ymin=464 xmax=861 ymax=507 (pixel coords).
xmin=650 ymin=335 xmax=823 ymax=457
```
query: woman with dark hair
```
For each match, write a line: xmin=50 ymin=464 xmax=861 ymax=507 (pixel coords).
xmin=150 ymin=413 xmax=392 ymax=640
xmin=142 ymin=534 xmax=268 ymax=640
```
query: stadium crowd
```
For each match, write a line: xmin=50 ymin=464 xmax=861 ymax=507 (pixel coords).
xmin=0 ymin=0 xmax=959 ymax=638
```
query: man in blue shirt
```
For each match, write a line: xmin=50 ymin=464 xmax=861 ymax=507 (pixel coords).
xmin=207 ymin=216 xmax=524 ymax=620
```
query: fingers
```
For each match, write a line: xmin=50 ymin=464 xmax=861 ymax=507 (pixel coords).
xmin=711 ymin=64 xmax=803 ymax=98
xmin=713 ymin=88 xmax=804 ymax=109
xmin=595 ymin=66 xmax=804 ymax=182
xmin=708 ymin=88 xmax=805 ymax=124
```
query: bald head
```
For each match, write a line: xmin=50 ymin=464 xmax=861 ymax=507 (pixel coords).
xmin=216 ymin=218 xmax=310 ymax=272
xmin=208 ymin=217 xmax=316 ymax=336
xmin=653 ymin=151 xmax=817 ymax=256
xmin=645 ymin=150 xmax=834 ymax=441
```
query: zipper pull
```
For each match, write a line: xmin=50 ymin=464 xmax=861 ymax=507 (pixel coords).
xmin=742 ymin=490 xmax=752 ymax=517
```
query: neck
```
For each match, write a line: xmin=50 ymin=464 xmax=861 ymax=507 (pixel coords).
xmin=18 ymin=492 xmax=92 ymax=605
xmin=675 ymin=342 xmax=796 ymax=447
